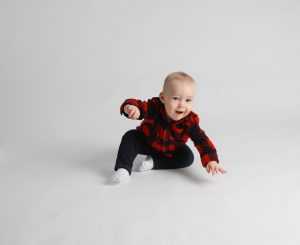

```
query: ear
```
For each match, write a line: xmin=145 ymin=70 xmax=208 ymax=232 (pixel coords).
xmin=159 ymin=92 xmax=164 ymax=103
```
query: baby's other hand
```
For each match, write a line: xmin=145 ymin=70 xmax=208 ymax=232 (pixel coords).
xmin=124 ymin=105 xmax=140 ymax=120
xmin=206 ymin=161 xmax=227 ymax=175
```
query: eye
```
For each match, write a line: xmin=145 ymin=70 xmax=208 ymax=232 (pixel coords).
xmin=186 ymin=99 xmax=192 ymax=103
xmin=173 ymin=97 xmax=180 ymax=101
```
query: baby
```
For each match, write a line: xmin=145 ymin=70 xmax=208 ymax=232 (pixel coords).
xmin=110 ymin=71 xmax=227 ymax=184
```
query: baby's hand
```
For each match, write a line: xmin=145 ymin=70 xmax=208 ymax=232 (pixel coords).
xmin=124 ymin=105 xmax=140 ymax=120
xmin=206 ymin=161 xmax=227 ymax=175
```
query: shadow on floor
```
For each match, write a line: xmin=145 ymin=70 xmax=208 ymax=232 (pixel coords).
xmin=77 ymin=151 xmax=211 ymax=185
xmin=79 ymin=149 xmax=117 ymax=181
xmin=42 ymin=142 xmax=117 ymax=182
xmin=44 ymin=142 xmax=211 ymax=185
xmin=171 ymin=167 xmax=212 ymax=184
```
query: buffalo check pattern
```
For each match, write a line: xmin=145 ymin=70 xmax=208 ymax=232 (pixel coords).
xmin=120 ymin=97 xmax=219 ymax=167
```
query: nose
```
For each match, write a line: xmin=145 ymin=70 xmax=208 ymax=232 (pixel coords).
xmin=178 ymin=99 xmax=186 ymax=107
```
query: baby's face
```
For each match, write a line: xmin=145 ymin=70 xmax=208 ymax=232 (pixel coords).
xmin=160 ymin=79 xmax=196 ymax=121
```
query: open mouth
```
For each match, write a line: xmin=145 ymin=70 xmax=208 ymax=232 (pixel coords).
xmin=176 ymin=111 xmax=184 ymax=115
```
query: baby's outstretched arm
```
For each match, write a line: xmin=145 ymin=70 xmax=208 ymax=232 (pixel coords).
xmin=206 ymin=161 xmax=227 ymax=175
xmin=124 ymin=104 xmax=140 ymax=120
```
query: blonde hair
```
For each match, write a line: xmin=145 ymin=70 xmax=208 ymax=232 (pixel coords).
xmin=163 ymin=71 xmax=195 ymax=91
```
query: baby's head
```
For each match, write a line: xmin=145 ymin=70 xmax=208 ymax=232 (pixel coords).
xmin=159 ymin=71 xmax=196 ymax=121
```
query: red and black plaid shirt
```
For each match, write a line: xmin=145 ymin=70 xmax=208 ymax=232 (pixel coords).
xmin=120 ymin=97 xmax=219 ymax=167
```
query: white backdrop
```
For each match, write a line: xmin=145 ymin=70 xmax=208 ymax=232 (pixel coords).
xmin=1 ymin=0 xmax=299 ymax=154
xmin=1 ymin=1 xmax=300 ymax=245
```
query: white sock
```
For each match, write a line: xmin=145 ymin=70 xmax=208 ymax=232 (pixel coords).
xmin=135 ymin=155 xmax=154 ymax=172
xmin=110 ymin=168 xmax=130 ymax=184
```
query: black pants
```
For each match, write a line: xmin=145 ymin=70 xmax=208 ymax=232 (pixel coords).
xmin=114 ymin=129 xmax=194 ymax=175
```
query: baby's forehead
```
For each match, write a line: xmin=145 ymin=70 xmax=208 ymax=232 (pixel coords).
xmin=164 ymin=79 xmax=195 ymax=91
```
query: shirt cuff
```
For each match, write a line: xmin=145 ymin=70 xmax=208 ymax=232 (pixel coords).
xmin=201 ymin=153 xmax=219 ymax=168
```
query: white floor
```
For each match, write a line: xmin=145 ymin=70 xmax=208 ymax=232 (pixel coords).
xmin=1 ymin=124 xmax=300 ymax=245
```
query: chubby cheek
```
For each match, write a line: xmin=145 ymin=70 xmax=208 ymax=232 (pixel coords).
xmin=166 ymin=106 xmax=174 ymax=115
xmin=165 ymin=107 xmax=176 ymax=118
xmin=183 ymin=106 xmax=192 ymax=116
xmin=165 ymin=102 xmax=176 ymax=111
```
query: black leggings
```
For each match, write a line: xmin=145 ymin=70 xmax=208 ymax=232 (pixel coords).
xmin=114 ymin=129 xmax=194 ymax=175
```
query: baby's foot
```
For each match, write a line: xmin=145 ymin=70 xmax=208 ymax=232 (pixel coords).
xmin=110 ymin=168 xmax=130 ymax=184
xmin=134 ymin=155 xmax=154 ymax=172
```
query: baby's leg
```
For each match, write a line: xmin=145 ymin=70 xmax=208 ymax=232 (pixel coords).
xmin=110 ymin=129 xmax=153 ymax=184
xmin=110 ymin=155 xmax=154 ymax=184
xmin=153 ymin=144 xmax=194 ymax=170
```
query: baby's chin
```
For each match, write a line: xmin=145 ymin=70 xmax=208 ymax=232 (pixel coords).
xmin=169 ymin=112 xmax=189 ymax=121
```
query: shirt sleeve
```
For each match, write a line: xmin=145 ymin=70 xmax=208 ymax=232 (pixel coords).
xmin=189 ymin=115 xmax=219 ymax=168
xmin=120 ymin=97 xmax=158 ymax=120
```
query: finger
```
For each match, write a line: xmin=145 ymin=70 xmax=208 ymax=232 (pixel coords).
xmin=127 ymin=105 xmax=133 ymax=114
xmin=130 ymin=110 xmax=136 ymax=119
xmin=124 ymin=105 xmax=129 ymax=114
xmin=214 ymin=166 xmax=218 ymax=175
xmin=133 ymin=110 xmax=139 ymax=119
xmin=126 ymin=106 xmax=130 ymax=114
xmin=132 ymin=111 xmax=136 ymax=119
xmin=217 ymin=167 xmax=224 ymax=174
xmin=129 ymin=107 xmax=134 ymax=118
xmin=136 ymin=111 xmax=140 ymax=119
xmin=128 ymin=108 xmax=134 ymax=118
xmin=206 ymin=166 xmax=210 ymax=173
xmin=219 ymin=168 xmax=227 ymax=174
